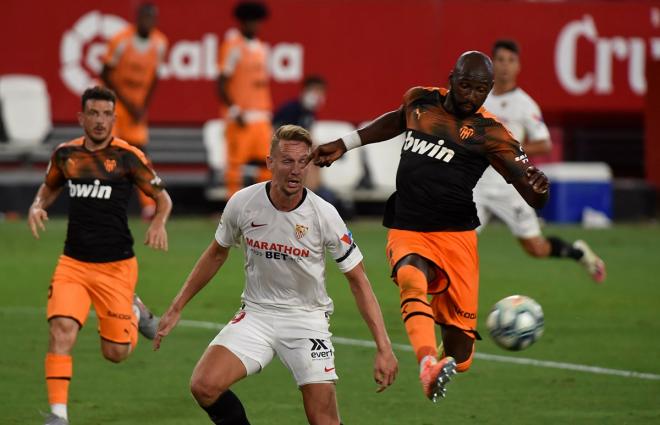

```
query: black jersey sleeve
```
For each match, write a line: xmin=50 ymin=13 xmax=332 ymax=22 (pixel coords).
xmin=124 ymin=149 xmax=165 ymax=198
xmin=483 ymin=121 xmax=530 ymax=183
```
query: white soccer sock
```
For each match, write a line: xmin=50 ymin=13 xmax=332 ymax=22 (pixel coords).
xmin=51 ymin=403 xmax=68 ymax=420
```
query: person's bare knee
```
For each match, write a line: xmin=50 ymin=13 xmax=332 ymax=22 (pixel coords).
xmin=48 ymin=317 xmax=79 ymax=354
xmin=190 ymin=345 xmax=247 ymax=407
xmin=394 ymin=254 xmax=436 ymax=283
xmin=190 ymin=375 xmax=227 ymax=407
xmin=101 ymin=342 xmax=130 ymax=363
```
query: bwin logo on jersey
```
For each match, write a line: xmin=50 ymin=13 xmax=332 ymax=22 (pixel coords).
xmin=68 ymin=179 xmax=112 ymax=199
xmin=402 ymin=131 xmax=455 ymax=162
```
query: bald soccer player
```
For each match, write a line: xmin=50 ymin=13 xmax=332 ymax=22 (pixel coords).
xmin=309 ymin=51 xmax=549 ymax=402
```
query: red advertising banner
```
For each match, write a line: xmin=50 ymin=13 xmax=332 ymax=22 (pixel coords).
xmin=1 ymin=0 xmax=659 ymax=124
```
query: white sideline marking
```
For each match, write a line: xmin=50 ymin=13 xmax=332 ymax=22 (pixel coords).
xmin=177 ymin=319 xmax=660 ymax=381
xmin=5 ymin=307 xmax=660 ymax=381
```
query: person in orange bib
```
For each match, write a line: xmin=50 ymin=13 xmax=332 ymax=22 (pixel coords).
xmin=101 ymin=3 xmax=168 ymax=220
xmin=28 ymin=87 xmax=172 ymax=425
xmin=217 ymin=1 xmax=273 ymax=197
xmin=310 ymin=52 xmax=550 ymax=403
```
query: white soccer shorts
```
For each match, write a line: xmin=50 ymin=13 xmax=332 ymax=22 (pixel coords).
xmin=474 ymin=183 xmax=542 ymax=238
xmin=210 ymin=305 xmax=338 ymax=386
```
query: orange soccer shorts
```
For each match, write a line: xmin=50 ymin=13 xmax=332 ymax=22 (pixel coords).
xmin=386 ymin=228 xmax=480 ymax=338
xmin=47 ymin=255 xmax=139 ymax=344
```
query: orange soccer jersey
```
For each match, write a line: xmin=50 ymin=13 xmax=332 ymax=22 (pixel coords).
xmin=217 ymin=29 xmax=272 ymax=116
xmin=45 ymin=137 xmax=164 ymax=262
xmin=103 ymin=26 xmax=168 ymax=145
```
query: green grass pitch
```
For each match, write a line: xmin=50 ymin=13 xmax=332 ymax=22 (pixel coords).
xmin=1 ymin=217 xmax=659 ymax=424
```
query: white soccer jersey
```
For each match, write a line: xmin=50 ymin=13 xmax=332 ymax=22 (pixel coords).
xmin=215 ymin=182 xmax=363 ymax=313
xmin=478 ymin=87 xmax=550 ymax=187
xmin=474 ymin=88 xmax=550 ymax=237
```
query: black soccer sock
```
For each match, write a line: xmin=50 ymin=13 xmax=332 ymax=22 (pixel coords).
xmin=201 ymin=390 xmax=250 ymax=425
xmin=548 ymin=236 xmax=583 ymax=260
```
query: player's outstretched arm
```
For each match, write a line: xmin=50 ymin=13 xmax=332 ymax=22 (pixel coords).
xmin=308 ymin=107 xmax=406 ymax=167
xmin=512 ymin=166 xmax=550 ymax=209
xmin=343 ymin=262 xmax=398 ymax=392
xmin=153 ymin=240 xmax=230 ymax=350
xmin=144 ymin=189 xmax=172 ymax=251
xmin=27 ymin=184 xmax=62 ymax=239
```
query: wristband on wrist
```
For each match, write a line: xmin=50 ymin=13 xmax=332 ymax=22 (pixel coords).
xmin=341 ymin=130 xmax=362 ymax=151
xmin=227 ymin=104 xmax=241 ymax=119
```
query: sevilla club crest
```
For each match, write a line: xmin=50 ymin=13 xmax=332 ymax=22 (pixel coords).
xmin=295 ymin=224 xmax=308 ymax=239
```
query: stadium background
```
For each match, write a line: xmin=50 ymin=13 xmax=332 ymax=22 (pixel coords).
xmin=1 ymin=0 xmax=659 ymax=216
xmin=1 ymin=0 xmax=659 ymax=424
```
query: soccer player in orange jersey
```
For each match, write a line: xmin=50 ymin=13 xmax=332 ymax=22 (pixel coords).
xmin=217 ymin=1 xmax=273 ymax=196
xmin=310 ymin=52 xmax=550 ymax=402
xmin=28 ymin=87 xmax=172 ymax=425
xmin=101 ymin=2 xmax=168 ymax=220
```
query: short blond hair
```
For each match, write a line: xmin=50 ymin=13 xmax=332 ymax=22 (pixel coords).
xmin=271 ymin=124 xmax=312 ymax=154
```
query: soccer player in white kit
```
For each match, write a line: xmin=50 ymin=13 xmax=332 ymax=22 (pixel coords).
xmin=473 ymin=39 xmax=606 ymax=282
xmin=154 ymin=125 xmax=398 ymax=424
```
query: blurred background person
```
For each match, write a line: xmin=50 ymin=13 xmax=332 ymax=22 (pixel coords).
xmin=272 ymin=75 xmax=347 ymax=216
xmin=217 ymin=1 xmax=272 ymax=197
xmin=273 ymin=75 xmax=327 ymax=130
xmin=101 ymin=2 xmax=168 ymax=220
xmin=473 ymin=39 xmax=606 ymax=282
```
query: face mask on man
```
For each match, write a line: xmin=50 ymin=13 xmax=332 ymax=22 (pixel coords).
xmin=301 ymin=89 xmax=325 ymax=111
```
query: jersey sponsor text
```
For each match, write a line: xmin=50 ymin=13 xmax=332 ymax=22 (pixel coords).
xmin=245 ymin=237 xmax=310 ymax=257
xmin=402 ymin=130 xmax=455 ymax=162
xmin=68 ymin=179 xmax=112 ymax=199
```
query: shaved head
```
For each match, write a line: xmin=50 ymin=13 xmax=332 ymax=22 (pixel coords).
xmin=453 ymin=51 xmax=493 ymax=81
xmin=445 ymin=50 xmax=494 ymax=117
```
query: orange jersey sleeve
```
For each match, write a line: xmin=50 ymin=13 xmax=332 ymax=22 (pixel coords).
xmin=482 ymin=120 xmax=529 ymax=183
xmin=111 ymin=139 xmax=165 ymax=198
xmin=44 ymin=139 xmax=85 ymax=188
xmin=44 ymin=151 xmax=66 ymax=189
xmin=402 ymin=86 xmax=443 ymax=107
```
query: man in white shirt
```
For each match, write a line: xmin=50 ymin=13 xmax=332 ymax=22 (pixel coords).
xmin=153 ymin=125 xmax=398 ymax=424
xmin=474 ymin=39 xmax=606 ymax=282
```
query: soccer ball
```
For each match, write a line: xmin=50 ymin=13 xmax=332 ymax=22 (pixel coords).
xmin=486 ymin=295 xmax=544 ymax=351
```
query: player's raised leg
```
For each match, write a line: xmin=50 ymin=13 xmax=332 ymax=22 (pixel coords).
xmin=519 ymin=236 xmax=606 ymax=283
xmin=390 ymin=250 xmax=454 ymax=401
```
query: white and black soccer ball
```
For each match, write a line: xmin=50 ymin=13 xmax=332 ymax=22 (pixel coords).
xmin=486 ymin=295 xmax=544 ymax=351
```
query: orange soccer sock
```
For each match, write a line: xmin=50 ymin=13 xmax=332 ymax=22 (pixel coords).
xmin=397 ymin=265 xmax=438 ymax=362
xmin=45 ymin=353 xmax=72 ymax=405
